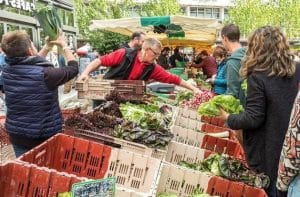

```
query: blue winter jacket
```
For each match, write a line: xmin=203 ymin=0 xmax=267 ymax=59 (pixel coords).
xmin=213 ymin=60 xmax=227 ymax=94
xmin=3 ymin=56 xmax=62 ymax=139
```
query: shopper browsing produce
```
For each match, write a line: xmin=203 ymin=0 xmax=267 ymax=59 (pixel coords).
xmin=206 ymin=45 xmax=228 ymax=95
xmin=217 ymin=26 xmax=298 ymax=197
xmin=78 ymin=38 xmax=200 ymax=93
xmin=1 ymin=31 xmax=78 ymax=157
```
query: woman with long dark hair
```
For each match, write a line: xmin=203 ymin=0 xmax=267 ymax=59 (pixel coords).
xmin=218 ymin=26 xmax=298 ymax=197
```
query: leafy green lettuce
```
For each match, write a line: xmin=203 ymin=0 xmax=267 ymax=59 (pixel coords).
xmin=198 ymin=95 xmax=244 ymax=117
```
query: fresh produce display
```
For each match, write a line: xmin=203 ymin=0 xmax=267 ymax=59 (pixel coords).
xmin=114 ymin=122 xmax=173 ymax=149
xmin=175 ymin=91 xmax=194 ymax=105
xmin=198 ymin=95 xmax=244 ymax=117
xmin=65 ymin=101 xmax=174 ymax=149
xmin=179 ymin=90 xmax=214 ymax=109
xmin=64 ymin=110 xmax=122 ymax=136
xmin=178 ymin=154 xmax=270 ymax=189
xmin=35 ymin=5 xmax=62 ymax=40
xmin=98 ymin=101 xmax=123 ymax=117
xmin=105 ymin=90 xmax=126 ymax=104
xmin=120 ymin=103 xmax=172 ymax=130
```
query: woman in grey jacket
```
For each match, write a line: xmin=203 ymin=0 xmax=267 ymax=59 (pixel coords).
xmin=218 ymin=26 xmax=298 ymax=197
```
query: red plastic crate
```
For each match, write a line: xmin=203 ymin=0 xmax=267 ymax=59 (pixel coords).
xmin=0 ymin=161 xmax=85 ymax=197
xmin=201 ymin=123 xmax=230 ymax=133
xmin=207 ymin=176 xmax=267 ymax=197
xmin=18 ymin=133 xmax=112 ymax=179
xmin=201 ymin=116 xmax=225 ymax=127
xmin=201 ymin=135 xmax=245 ymax=160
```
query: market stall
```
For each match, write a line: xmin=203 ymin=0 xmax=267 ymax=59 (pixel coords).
xmin=89 ymin=15 xmax=222 ymax=51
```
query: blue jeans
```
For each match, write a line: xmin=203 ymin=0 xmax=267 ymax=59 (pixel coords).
xmin=12 ymin=144 xmax=31 ymax=158
xmin=288 ymin=175 xmax=300 ymax=197
xmin=266 ymin=180 xmax=277 ymax=197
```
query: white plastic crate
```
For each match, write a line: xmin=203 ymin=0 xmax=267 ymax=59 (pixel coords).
xmin=105 ymin=149 xmax=162 ymax=196
xmin=174 ymin=108 xmax=202 ymax=131
xmin=166 ymin=141 xmax=211 ymax=165
xmin=74 ymin=129 xmax=166 ymax=160
xmin=171 ymin=125 xmax=230 ymax=147
xmin=171 ymin=125 xmax=206 ymax=147
xmin=155 ymin=162 xmax=212 ymax=197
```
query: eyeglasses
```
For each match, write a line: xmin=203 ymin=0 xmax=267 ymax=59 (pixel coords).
xmin=148 ymin=48 xmax=160 ymax=56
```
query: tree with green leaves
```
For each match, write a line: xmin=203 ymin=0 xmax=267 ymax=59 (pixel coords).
xmin=138 ymin=0 xmax=181 ymax=16
xmin=74 ymin=0 xmax=133 ymax=53
xmin=227 ymin=0 xmax=300 ymax=40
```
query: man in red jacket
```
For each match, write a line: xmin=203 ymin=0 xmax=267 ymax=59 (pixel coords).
xmin=79 ymin=38 xmax=200 ymax=93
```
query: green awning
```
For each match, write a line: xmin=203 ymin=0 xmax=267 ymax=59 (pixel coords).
xmin=140 ymin=16 xmax=170 ymax=26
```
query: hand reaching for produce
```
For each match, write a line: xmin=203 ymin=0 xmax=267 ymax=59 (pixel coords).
xmin=205 ymin=78 xmax=214 ymax=84
xmin=217 ymin=108 xmax=229 ymax=121
xmin=193 ymin=87 xmax=202 ymax=94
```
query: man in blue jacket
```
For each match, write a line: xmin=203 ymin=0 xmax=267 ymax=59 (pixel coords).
xmin=1 ymin=31 xmax=78 ymax=157
xmin=221 ymin=24 xmax=246 ymax=106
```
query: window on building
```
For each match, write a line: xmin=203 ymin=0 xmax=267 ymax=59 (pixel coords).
xmin=198 ymin=8 xmax=205 ymax=18
xmin=189 ymin=7 xmax=220 ymax=19
xmin=56 ymin=7 xmax=74 ymax=27
xmin=7 ymin=24 xmax=19 ymax=32
xmin=21 ymin=26 xmax=33 ymax=41
xmin=213 ymin=8 xmax=220 ymax=19
xmin=190 ymin=7 xmax=198 ymax=17
xmin=39 ymin=28 xmax=47 ymax=49
xmin=224 ymin=8 xmax=229 ymax=20
xmin=65 ymin=10 xmax=74 ymax=26
xmin=205 ymin=8 xmax=212 ymax=18
xmin=57 ymin=8 xmax=66 ymax=26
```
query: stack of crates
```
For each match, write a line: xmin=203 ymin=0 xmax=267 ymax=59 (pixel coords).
xmin=0 ymin=161 xmax=87 ymax=197
xmin=171 ymin=107 xmax=245 ymax=160
xmin=155 ymin=162 xmax=267 ymax=197
xmin=68 ymin=128 xmax=167 ymax=160
xmin=18 ymin=133 xmax=162 ymax=197
xmin=75 ymin=78 xmax=145 ymax=101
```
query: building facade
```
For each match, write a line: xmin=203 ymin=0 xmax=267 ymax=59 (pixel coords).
xmin=180 ymin=0 xmax=233 ymax=22
xmin=0 ymin=0 xmax=77 ymax=49
xmin=131 ymin=0 xmax=233 ymax=23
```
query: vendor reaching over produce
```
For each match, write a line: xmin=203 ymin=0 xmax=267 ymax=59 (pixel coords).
xmin=78 ymin=38 xmax=200 ymax=93
xmin=1 ymin=31 xmax=78 ymax=157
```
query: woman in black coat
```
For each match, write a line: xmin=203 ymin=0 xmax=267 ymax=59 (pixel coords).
xmin=218 ymin=26 xmax=298 ymax=197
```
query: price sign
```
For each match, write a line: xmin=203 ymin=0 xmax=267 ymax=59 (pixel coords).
xmin=71 ymin=177 xmax=116 ymax=197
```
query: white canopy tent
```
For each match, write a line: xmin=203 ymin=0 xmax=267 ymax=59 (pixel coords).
xmin=89 ymin=16 xmax=222 ymax=49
